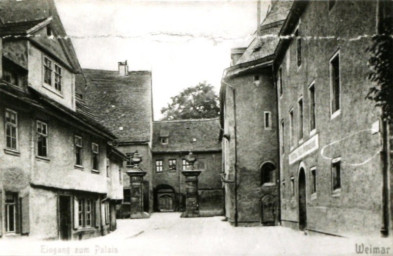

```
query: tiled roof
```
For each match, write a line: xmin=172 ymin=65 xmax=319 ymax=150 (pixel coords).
xmin=235 ymin=1 xmax=293 ymax=65
xmin=152 ymin=119 xmax=221 ymax=153
xmin=82 ymin=69 xmax=153 ymax=143
xmin=0 ymin=0 xmax=81 ymax=72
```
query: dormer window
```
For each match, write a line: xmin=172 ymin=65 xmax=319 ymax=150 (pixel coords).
xmin=43 ymin=56 xmax=62 ymax=93
xmin=160 ymin=137 xmax=168 ymax=145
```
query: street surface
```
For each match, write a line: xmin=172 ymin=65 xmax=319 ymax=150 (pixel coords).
xmin=1 ymin=213 xmax=392 ymax=256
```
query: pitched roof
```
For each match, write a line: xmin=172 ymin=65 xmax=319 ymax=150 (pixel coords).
xmin=227 ymin=0 xmax=293 ymax=72
xmin=152 ymin=119 xmax=221 ymax=153
xmin=82 ymin=68 xmax=153 ymax=143
xmin=0 ymin=0 xmax=81 ymax=72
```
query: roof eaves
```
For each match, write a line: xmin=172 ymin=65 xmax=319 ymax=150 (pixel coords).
xmin=26 ymin=16 xmax=52 ymax=34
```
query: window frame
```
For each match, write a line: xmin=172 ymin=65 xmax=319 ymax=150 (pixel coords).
xmin=54 ymin=64 xmax=62 ymax=92
xmin=156 ymin=160 xmax=163 ymax=172
xmin=5 ymin=109 xmax=19 ymax=151
xmin=308 ymin=82 xmax=316 ymax=135
xmin=295 ymin=29 xmax=302 ymax=68
xmin=278 ymin=67 xmax=283 ymax=97
xmin=331 ymin=157 xmax=341 ymax=194
xmin=91 ymin=143 xmax=100 ymax=172
xmin=289 ymin=108 xmax=295 ymax=149
xmin=43 ymin=56 xmax=52 ymax=86
xmin=330 ymin=50 xmax=341 ymax=119
xmin=74 ymin=135 xmax=83 ymax=167
xmin=264 ymin=111 xmax=272 ymax=130
xmin=310 ymin=167 xmax=317 ymax=197
xmin=298 ymin=97 xmax=304 ymax=142
xmin=168 ymin=159 xmax=177 ymax=171
xmin=5 ymin=192 xmax=17 ymax=233
xmin=85 ymin=199 xmax=92 ymax=227
xmin=182 ymin=159 xmax=190 ymax=171
xmin=36 ymin=120 xmax=48 ymax=158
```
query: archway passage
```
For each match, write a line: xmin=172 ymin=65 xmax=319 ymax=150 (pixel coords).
xmin=298 ymin=168 xmax=307 ymax=231
xmin=155 ymin=184 xmax=176 ymax=212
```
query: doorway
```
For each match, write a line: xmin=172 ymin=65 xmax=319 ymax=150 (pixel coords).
xmin=59 ymin=196 xmax=71 ymax=240
xmin=298 ymin=168 xmax=307 ymax=231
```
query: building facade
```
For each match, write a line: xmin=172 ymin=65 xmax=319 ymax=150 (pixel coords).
xmin=0 ymin=0 xmax=124 ymax=240
xmin=152 ymin=119 xmax=223 ymax=216
xmin=220 ymin=1 xmax=291 ymax=226
xmin=82 ymin=62 xmax=154 ymax=218
xmin=275 ymin=0 xmax=393 ymax=237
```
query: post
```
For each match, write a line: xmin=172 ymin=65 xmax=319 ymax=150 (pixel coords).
xmin=181 ymin=152 xmax=202 ymax=218
xmin=126 ymin=151 xmax=149 ymax=219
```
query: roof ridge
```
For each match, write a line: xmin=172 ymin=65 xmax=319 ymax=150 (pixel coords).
xmin=83 ymin=68 xmax=151 ymax=73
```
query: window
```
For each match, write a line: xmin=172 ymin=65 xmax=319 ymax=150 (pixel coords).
xmin=332 ymin=158 xmax=341 ymax=191
xmin=105 ymin=203 xmax=110 ymax=225
xmin=289 ymin=109 xmax=294 ymax=147
xmin=47 ymin=27 xmax=52 ymax=36
xmin=329 ymin=0 xmax=336 ymax=11
xmin=92 ymin=143 xmax=99 ymax=171
xmin=5 ymin=192 xmax=17 ymax=233
xmin=182 ymin=159 xmax=190 ymax=170
xmin=278 ymin=67 xmax=283 ymax=96
xmin=37 ymin=121 xmax=48 ymax=157
xmin=54 ymin=64 xmax=62 ymax=92
xmin=160 ymin=137 xmax=168 ymax=145
xmin=168 ymin=159 xmax=177 ymax=171
xmin=298 ymin=98 xmax=303 ymax=140
xmin=5 ymin=109 xmax=18 ymax=150
xmin=296 ymin=29 xmax=301 ymax=67
xmin=156 ymin=160 xmax=163 ymax=172
xmin=291 ymin=177 xmax=295 ymax=196
xmin=78 ymin=198 xmax=84 ymax=227
xmin=330 ymin=52 xmax=340 ymax=115
xmin=311 ymin=168 xmax=317 ymax=194
xmin=254 ymin=75 xmax=260 ymax=84
xmin=264 ymin=111 xmax=271 ymax=130
xmin=75 ymin=135 xmax=83 ymax=166
xmin=85 ymin=200 xmax=92 ymax=227
xmin=280 ymin=120 xmax=285 ymax=154
xmin=44 ymin=57 xmax=52 ymax=85
xmin=309 ymin=84 xmax=316 ymax=131
xmin=260 ymin=163 xmax=275 ymax=185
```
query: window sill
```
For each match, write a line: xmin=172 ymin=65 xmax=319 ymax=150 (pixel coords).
xmin=264 ymin=127 xmax=272 ymax=131
xmin=298 ymin=138 xmax=304 ymax=145
xmin=261 ymin=183 xmax=276 ymax=187
xmin=331 ymin=109 xmax=341 ymax=120
xmin=91 ymin=169 xmax=100 ymax=174
xmin=332 ymin=189 xmax=341 ymax=197
xmin=74 ymin=227 xmax=97 ymax=232
xmin=4 ymin=148 xmax=21 ymax=156
xmin=311 ymin=193 xmax=317 ymax=200
xmin=43 ymin=83 xmax=64 ymax=98
xmin=310 ymin=129 xmax=317 ymax=137
xmin=36 ymin=155 xmax=50 ymax=162
xmin=74 ymin=165 xmax=84 ymax=170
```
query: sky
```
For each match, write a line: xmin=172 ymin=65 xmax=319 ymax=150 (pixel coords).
xmin=55 ymin=0 xmax=271 ymax=120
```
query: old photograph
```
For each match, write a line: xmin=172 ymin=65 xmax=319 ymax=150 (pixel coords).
xmin=0 ymin=0 xmax=392 ymax=255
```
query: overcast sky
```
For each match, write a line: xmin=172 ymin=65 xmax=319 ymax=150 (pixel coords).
xmin=55 ymin=0 xmax=271 ymax=120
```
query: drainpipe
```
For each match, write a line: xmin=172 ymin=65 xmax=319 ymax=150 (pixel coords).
xmin=376 ymin=0 xmax=390 ymax=237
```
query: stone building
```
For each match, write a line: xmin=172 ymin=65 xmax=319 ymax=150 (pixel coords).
xmin=82 ymin=62 xmax=154 ymax=218
xmin=152 ymin=119 xmax=223 ymax=216
xmin=0 ymin=0 xmax=125 ymax=239
xmin=220 ymin=1 xmax=291 ymax=226
xmin=274 ymin=0 xmax=393 ymax=237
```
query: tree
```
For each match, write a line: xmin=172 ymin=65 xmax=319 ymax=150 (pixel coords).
xmin=161 ymin=82 xmax=220 ymax=120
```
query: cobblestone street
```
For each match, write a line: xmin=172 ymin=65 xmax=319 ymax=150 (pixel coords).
xmin=1 ymin=213 xmax=392 ymax=256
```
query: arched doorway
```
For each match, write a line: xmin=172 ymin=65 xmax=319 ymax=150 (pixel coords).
xmin=298 ymin=168 xmax=307 ymax=230
xmin=155 ymin=184 xmax=176 ymax=212
xmin=260 ymin=195 xmax=275 ymax=226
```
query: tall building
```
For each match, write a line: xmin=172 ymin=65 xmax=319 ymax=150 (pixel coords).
xmin=220 ymin=1 xmax=292 ymax=226
xmin=0 ymin=0 xmax=125 ymax=239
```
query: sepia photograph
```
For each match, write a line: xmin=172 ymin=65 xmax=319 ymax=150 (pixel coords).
xmin=0 ymin=0 xmax=393 ymax=255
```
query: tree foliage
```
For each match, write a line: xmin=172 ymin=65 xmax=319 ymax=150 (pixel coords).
xmin=367 ymin=17 xmax=393 ymax=120
xmin=160 ymin=82 xmax=220 ymax=120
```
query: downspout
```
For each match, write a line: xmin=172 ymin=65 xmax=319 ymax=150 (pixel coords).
xmin=272 ymin=64 xmax=281 ymax=225
xmin=377 ymin=0 xmax=390 ymax=237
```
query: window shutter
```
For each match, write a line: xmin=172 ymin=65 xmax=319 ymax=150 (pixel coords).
xmin=73 ymin=197 xmax=79 ymax=229
xmin=21 ymin=194 xmax=30 ymax=234
xmin=95 ymin=199 xmax=100 ymax=228
xmin=0 ymin=190 xmax=2 ymax=237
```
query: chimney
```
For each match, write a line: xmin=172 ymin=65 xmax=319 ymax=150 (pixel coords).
xmin=118 ymin=60 xmax=128 ymax=76
xmin=230 ymin=48 xmax=247 ymax=66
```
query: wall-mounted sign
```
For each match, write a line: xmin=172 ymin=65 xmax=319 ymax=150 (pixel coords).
xmin=289 ymin=134 xmax=319 ymax=165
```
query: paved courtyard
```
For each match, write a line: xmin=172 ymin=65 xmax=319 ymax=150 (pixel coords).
xmin=1 ymin=213 xmax=392 ymax=256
